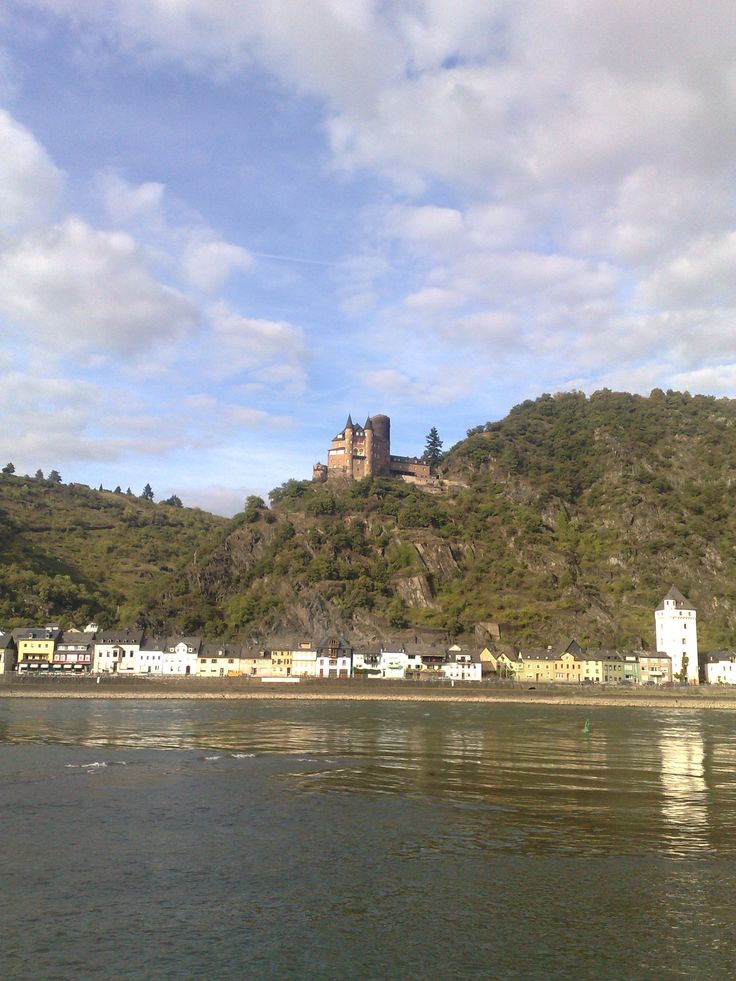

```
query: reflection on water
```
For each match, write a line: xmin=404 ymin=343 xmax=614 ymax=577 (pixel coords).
xmin=3 ymin=699 xmax=736 ymax=857
xmin=659 ymin=721 xmax=709 ymax=853
xmin=3 ymin=700 xmax=736 ymax=981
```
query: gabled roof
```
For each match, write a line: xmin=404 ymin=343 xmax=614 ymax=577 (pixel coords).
xmin=520 ymin=649 xmax=557 ymax=661
xmin=0 ymin=632 xmax=16 ymax=650
xmin=58 ymin=631 xmax=96 ymax=647
xmin=200 ymin=642 xmax=241 ymax=658
xmin=556 ymin=638 xmax=584 ymax=656
xmin=164 ymin=636 xmax=203 ymax=651
xmin=316 ymin=635 xmax=352 ymax=652
xmin=98 ymin=628 xmax=144 ymax=645
xmin=13 ymin=626 xmax=62 ymax=641
xmin=656 ymin=586 xmax=695 ymax=611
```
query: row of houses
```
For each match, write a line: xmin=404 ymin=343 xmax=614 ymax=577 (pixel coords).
xmin=0 ymin=622 xmax=707 ymax=686
xmin=0 ymin=589 xmax=731 ymax=685
xmin=487 ymin=640 xmax=674 ymax=685
xmin=0 ymin=627 xmax=484 ymax=682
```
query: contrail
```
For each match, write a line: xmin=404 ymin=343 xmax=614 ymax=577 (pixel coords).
xmin=250 ymin=250 xmax=334 ymax=267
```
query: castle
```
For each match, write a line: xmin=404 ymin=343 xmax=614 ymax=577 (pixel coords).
xmin=313 ymin=414 xmax=431 ymax=483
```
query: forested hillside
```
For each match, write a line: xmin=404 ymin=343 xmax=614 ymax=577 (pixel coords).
xmin=0 ymin=474 xmax=227 ymax=628
xmin=5 ymin=389 xmax=736 ymax=651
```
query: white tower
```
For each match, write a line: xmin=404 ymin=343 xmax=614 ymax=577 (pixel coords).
xmin=655 ymin=587 xmax=699 ymax=685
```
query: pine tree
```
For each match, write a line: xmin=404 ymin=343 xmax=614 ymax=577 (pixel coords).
xmin=48 ymin=469 xmax=62 ymax=483
xmin=141 ymin=483 xmax=154 ymax=501
xmin=2 ymin=462 xmax=15 ymax=474
xmin=423 ymin=427 xmax=443 ymax=465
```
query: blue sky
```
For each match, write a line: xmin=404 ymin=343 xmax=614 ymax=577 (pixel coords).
xmin=2 ymin=2 xmax=736 ymax=514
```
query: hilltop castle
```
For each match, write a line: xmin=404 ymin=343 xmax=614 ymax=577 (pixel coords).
xmin=313 ymin=414 xmax=431 ymax=484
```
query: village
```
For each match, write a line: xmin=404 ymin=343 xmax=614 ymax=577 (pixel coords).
xmin=2 ymin=586 xmax=735 ymax=687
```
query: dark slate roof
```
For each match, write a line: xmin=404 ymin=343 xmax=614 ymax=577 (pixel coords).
xmin=345 ymin=414 xmax=353 ymax=430
xmin=200 ymin=643 xmax=241 ymax=659
xmin=704 ymin=651 xmax=736 ymax=663
xmin=0 ymin=632 xmax=16 ymax=650
xmin=316 ymin=636 xmax=352 ymax=652
xmin=140 ymin=640 xmax=165 ymax=652
xmin=13 ymin=626 xmax=62 ymax=641
xmin=556 ymin=638 xmax=584 ymax=656
xmin=98 ymin=628 xmax=144 ymax=645
xmin=656 ymin=586 xmax=695 ymax=611
xmin=521 ymin=649 xmax=557 ymax=661
xmin=164 ymin=636 xmax=203 ymax=651
xmin=58 ymin=631 xmax=96 ymax=648
xmin=364 ymin=416 xmax=373 ymax=430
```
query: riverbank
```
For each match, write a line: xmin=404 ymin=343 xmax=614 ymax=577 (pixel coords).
xmin=2 ymin=676 xmax=736 ymax=709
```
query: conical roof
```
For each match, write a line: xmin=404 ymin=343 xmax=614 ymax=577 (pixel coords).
xmin=656 ymin=586 xmax=695 ymax=611
xmin=344 ymin=414 xmax=354 ymax=430
xmin=364 ymin=416 xmax=373 ymax=430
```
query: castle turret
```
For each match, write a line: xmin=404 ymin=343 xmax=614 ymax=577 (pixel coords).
xmin=344 ymin=415 xmax=354 ymax=478
xmin=364 ymin=417 xmax=374 ymax=476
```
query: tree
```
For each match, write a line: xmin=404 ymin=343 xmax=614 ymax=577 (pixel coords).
xmin=422 ymin=427 xmax=443 ymax=465
xmin=126 ymin=487 xmax=133 ymax=495
xmin=2 ymin=462 xmax=15 ymax=474
xmin=114 ymin=486 xmax=122 ymax=494
xmin=243 ymin=495 xmax=266 ymax=522
xmin=162 ymin=494 xmax=183 ymax=507
xmin=35 ymin=469 xmax=44 ymax=480
xmin=48 ymin=469 xmax=62 ymax=483
xmin=141 ymin=483 xmax=154 ymax=501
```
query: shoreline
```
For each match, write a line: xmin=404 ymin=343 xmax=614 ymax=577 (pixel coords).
xmin=2 ymin=679 xmax=736 ymax=710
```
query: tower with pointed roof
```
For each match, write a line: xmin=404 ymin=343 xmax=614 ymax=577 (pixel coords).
xmin=655 ymin=586 xmax=699 ymax=684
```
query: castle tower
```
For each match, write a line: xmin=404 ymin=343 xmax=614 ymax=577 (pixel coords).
xmin=655 ymin=586 xmax=699 ymax=684
xmin=364 ymin=416 xmax=374 ymax=477
xmin=369 ymin=414 xmax=391 ymax=476
xmin=344 ymin=414 xmax=354 ymax=479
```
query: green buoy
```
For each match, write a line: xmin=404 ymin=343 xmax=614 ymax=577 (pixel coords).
xmin=583 ymin=719 xmax=590 ymax=734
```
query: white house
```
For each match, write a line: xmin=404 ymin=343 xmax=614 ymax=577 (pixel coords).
xmin=291 ymin=645 xmax=318 ymax=677
xmin=441 ymin=648 xmax=482 ymax=682
xmin=378 ymin=646 xmax=423 ymax=679
xmin=94 ymin=629 xmax=144 ymax=674
xmin=655 ymin=587 xmax=699 ymax=684
xmin=705 ymin=653 xmax=736 ymax=685
xmin=162 ymin=636 xmax=201 ymax=676
xmin=316 ymin=636 xmax=352 ymax=679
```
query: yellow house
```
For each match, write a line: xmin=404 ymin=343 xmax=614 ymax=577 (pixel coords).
xmin=480 ymin=648 xmax=520 ymax=677
xmin=518 ymin=649 xmax=556 ymax=682
xmin=197 ymin=643 xmax=242 ymax=677
xmin=16 ymin=626 xmax=62 ymax=670
xmin=269 ymin=649 xmax=293 ymax=677
xmin=553 ymin=650 xmax=586 ymax=683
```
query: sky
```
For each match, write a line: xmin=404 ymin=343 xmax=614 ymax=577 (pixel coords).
xmin=1 ymin=2 xmax=736 ymax=515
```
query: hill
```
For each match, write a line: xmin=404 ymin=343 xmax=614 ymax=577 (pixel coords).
xmin=0 ymin=474 xmax=227 ymax=628
xmin=5 ymin=389 xmax=736 ymax=652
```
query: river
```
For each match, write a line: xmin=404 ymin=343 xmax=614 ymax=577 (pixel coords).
xmin=1 ymin=699 xmax=734 ymax=979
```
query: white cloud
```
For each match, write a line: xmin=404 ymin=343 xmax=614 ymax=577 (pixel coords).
xmin=0 ymin=107 xmax=63 ymax=237
xmin=205 ymin=303 xmax=308 ymax=390
xmin=98 ymin=170 xmax=165 ymax=224
xmin=361 ymin=367 xmax=472 ymax=406
xmin=0 ymin=217 xmax=199 ymax=357
xmin=639 ymin=233 xmax=736 ymax=309
xmin=182 ymin=235 xmax=253 ymax=292
xmin=669 ymin=364 xmax=736 ymax=396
